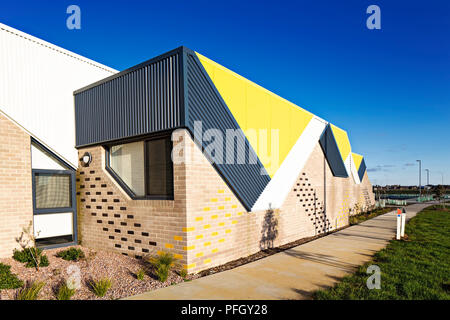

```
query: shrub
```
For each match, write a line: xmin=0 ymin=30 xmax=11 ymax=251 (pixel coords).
xmin=90 ymin=278 xmax=112 ymax=297
xmin=136 ymin=268 xmax=145 ymax=281
xmin=16 ymin=281 xmax=45 ymax=300
xmin=178 ymin=268 xmax=188 ymax=279
xmin=56 ymin=281 xmax=76 ymax=300
xmin=0 ymin=263 xmax=23 ymax=289
xmin=147 ymin=251 xmax=175 ymax=282
xmin=155 ymin=264 xmax=170 ymax=282
xmin=13 ymin=248 xmax=49 ymax=268
xmin=56 ymin=248 xmax=85 ymax=261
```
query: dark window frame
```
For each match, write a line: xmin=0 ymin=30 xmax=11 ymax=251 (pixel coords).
xmin=105 ymin=132 xmax=174 ymax=201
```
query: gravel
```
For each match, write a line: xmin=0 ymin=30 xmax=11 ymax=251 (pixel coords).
xmin=0 ymin=246 xmax=198 ymax=300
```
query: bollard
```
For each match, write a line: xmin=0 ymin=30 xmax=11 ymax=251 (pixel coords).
xmin=400 ymin=208 xmax=406 ymax=237
xmin=396 ymin=208 xmax=401 ymax=240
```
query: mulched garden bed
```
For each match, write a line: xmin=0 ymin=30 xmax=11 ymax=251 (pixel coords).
xmin=0 ymin=245 xmax=199 ymax=300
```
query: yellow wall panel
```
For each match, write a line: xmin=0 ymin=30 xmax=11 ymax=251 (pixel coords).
xmin=352 ymin=152 xmax=363 ymax=171
xmin=196 ymin=52 xmax=313 ymax=177
xmin=330 ymin=124 xmax=351 ymax=161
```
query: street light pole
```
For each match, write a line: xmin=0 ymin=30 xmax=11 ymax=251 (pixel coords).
xmin=416 ymin=160 xmax=421 ymax=198
xmin=425 ymin=169 xmax=429 ymax=186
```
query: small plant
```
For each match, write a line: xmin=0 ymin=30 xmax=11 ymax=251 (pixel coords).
xmin=90 ymin=278 xmax=112 ymax=297
xmin=56 ymin=281 xmax=76 ymax=300
xmin=155 ymin=264 xmax=170 ymax=282
xmin=56 ymin=248 xmax=85 ymax=261
xmin=13 ymin=248 xmax=49 ymax=269
xmin=178 ymin=268 xmax=188 ymax=279
xmin=147 ymin=251 xmax=175 ymax=282
xmin=136 ymin=268 xmax=145 ymax=281
xmin=16 ymin=281 xmax=45 ymax=300
xmin=0 ymin=263 xmax=23 ymax=289
xmin=14 ymin=221 xmax=49 ymax=271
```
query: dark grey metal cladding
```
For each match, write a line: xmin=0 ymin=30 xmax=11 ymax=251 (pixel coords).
xmin=358 ymin=158 xmax=367 ymax=181
xmin=184 ymin=49 xmax=270 ymax=211
xmin=74 ymin=48 xmax=183 ymax=147
xmin=319 ymin=124 xmax=348 ymax=178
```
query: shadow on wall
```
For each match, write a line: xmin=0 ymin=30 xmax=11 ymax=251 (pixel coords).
xmin=260 ymin=208 xmax=279 ymax=250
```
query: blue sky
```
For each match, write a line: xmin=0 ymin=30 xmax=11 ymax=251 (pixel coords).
xmin=1 ymin=0 xmax=449 ymax=186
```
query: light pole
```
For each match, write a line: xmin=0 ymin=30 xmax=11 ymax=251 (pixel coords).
xmin=416 ymin=160 xmax=421 ymax=198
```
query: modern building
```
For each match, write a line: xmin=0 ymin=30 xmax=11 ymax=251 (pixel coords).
xmin=74 ymin=47 xmax=375 ymax=273
xmin=0 ymin=24 xmax=374 ymax=272
xmin=0 ymin=23 xmax=116 ymax=257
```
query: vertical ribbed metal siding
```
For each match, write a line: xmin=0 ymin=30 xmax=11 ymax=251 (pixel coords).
xmin=358 ymin=158 xmax=367 ymax=181
xmin=75 ymin=52 xmax=182 ymax=147
xmin=184 ymin=50 xmax=270 ymax=210
xmin=319 ymin=124 xmax=349 ymax=178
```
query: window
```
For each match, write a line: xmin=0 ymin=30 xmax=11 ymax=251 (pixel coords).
xmin=108 ymin=135 xmax=174 ymax=199
xmin=110 ymin=141 xmax=145 ymax=196
xmin=35 ymin=173 xmax=72 ymax=209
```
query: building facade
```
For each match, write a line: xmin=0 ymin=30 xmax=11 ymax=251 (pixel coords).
xmin=74 ymin=47 xmax=375 ymax=273
xmin=0 ymin=23 xmax=116 ymax=257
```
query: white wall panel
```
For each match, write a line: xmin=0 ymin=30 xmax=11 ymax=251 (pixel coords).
xmin=33 ymin=212 xmax=73 ymax=239
xmin=0 ymin=23 xmax=117 ymax=167
xmin=350 ymin=155 xmax=361 ymax=184
xmin=252 ymin=116 xmax=328 ymax=211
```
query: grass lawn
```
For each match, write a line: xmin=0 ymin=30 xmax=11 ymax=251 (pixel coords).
xmin=349 ymin=207 xmax=393 ymax=225
xmin=314 ymin=205 xmax=450 ymax=300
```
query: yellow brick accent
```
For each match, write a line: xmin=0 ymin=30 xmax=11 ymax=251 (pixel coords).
xmin=231 ymin=205 xmax=237 ymax=208
xmin=225 ymin=197 xmax=231 ymax=201
xmin=204 ymin=242 xmax=211 ymax=246
xmin=225 ymin=229 xmax=231 ymax=233
xmin=218 ymin=238 xmax=225 ymax=243
xmin=183 ymin=245 xmax=195 ymax=251
xmin=212 ymin=248 xmax=218 ymax=253
xmin=218 ymin=206 xmax=225 ymax=210
xmin=183 ymin=227 xmax=195 ymax=232
xmin=210 ymin=198 xmax=218 ymax=202
xmin=204 ymin=258 xmax=211 ymax=264
xmin=196 ymin=252 xmax=204 ymax=257
xmin=203 ymin=207 xmax=211 ymax=211
xmin=195 ymin=217 xmax=203 ymax=221
xmin=174 ymin=236 xmax=183 ymax=241
xmin=211 ymin=232 xmax=218 ymax=236
xmin=184 ymin=263 xmax=196 ymax=269
xmin=174 ymin=254 xmax=183 ymax=259
xmin=211 ymin=215 xmax=218 ymax=219
xmin=218 ymin=222 xmax=225 ymax=226
xmin=231 ymin=220 xmax=238 ymax=224
xmin=218 ymin=189 xmax=224 ymax=193
xmin=225 ymin=213 xmax=231 ymax=217
xmin=196 ymin=234 xmax=204 ymax=240
xmin=203 ymin=224 xmax=211 ymax=229
xmin=165 ymin=243 xmax=174 ymax=249
xmin=237 ymin=212 xmax=243 ymax=216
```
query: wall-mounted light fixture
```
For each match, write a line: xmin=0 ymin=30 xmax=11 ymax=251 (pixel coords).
xmin=80 ymin=152 xmax=92 ymax=167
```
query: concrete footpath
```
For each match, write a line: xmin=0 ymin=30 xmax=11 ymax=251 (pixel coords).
xmin=126 ymin=203 xmax=432 ymax=300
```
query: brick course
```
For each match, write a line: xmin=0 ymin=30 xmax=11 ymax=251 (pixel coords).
xmin=77 ymin=129 xmax=375 ymax=273
xmin=0 ymin=113 xmax=33 ymax=258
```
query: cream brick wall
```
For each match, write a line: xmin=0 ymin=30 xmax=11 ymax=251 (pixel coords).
xmin=77 ymin=129 xmax=375 ymax=274
xmin=0 ymin=113 xmax=33 ymax=258
xmin=76 ymin=134 xmax=189 ymax=268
